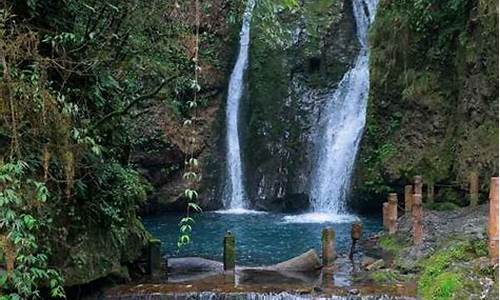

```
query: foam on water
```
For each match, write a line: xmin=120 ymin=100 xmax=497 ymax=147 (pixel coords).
xmin=215 ymin=208 xmax=267 ymax=215
xmin=281 ymin=212 xmax=359 ymax=224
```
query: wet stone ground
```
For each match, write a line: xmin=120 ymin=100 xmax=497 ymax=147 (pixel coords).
xmin=96 ymin=253 xmax=415 ymax=299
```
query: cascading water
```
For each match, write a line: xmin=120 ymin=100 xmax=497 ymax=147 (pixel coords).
xmin=223 ymin=0 xmax=256 ymax=210
xmin=309 ymin=0 xmax=378 ymax=215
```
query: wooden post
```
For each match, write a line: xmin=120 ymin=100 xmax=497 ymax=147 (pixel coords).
xmin=412 ymin=194 xmax=423 ymax=246
xmin=322 ymin=227 xmax=336 ymax=266
xmin=382 ymin=202 xmax=389 ymax=230
xmin=223 ymin=231 xmax=236 ymax=271
xmin=488 ymin=177 xmax=498 ymax=265
xmin=469 ymin=171 xmax=479 ymax=207
xmin=388 ymin=193 xmax=398 ymax=234
xmin=426 ymin=182 xmax=435 ymax=204
xmin=148 ymin=239 xmax=162 ymax=277
xmin=404 ymin=185 xmax=413 ymax=213
xmin=349 ymin=222 xmax=362 ymax=260
xmin=414 ymin=176 xmax=423 ymax=196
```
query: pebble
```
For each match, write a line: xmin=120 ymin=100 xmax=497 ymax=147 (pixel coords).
xmin=348 ymin=288 xmax=360 ymax=295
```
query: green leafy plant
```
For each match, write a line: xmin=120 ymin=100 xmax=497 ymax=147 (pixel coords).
xmin=0 ymin=161 xmax=65 ymax=299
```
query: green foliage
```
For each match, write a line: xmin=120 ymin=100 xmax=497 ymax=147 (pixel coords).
xmin=424 ymin=202 xmax=460 ymax=211
xmin=253 ymin=0 xmax=299 ymax=49
xmin=356 ymin=0 xmax=498 ymax=209
xmin=417 ymin=241 xmax=487 ymax=299
xmin=379 ymin=234 xmax=408 ymax=255
xmin=369 ymin=269 xmax=399 ymax=283
xmin=0 ymin=161 xmax=65 ymax=299
xmin=87 ymin=163 xmax=150 ymax=246
xmin=0 ymin=0 xmax=195 ymax=295
xmin=422 ymin=272 xmax=461 ymax=300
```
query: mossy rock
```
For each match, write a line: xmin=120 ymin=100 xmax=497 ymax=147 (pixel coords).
xmin=368 ymin=269 xmax=400 ymax=284
xmin=378 ymin=234 xmax=409 ymax=256
xmin=416 ymin=241 xmax=493 ymax=299
xmin=59 ymin=224 xmax=148 ymax=286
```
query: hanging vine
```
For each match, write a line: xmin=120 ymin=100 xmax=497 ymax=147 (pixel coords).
xmin=177 ymin=0 xmax=202 ymax=248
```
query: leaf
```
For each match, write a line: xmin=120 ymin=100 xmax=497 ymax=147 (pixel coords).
xmin=0 ymin=273 xmax=7 ymax=286
xmin=188 ymin=202 xmax=202 ymax=212
xmin=179 ymin=217 xmax=194 ymax=225
xmin=180 ymin=235 xmax=190 ymax=244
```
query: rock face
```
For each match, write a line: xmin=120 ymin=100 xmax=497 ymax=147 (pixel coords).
xmin=241 ymin=0 xmax=359 ymax=210
xmin=60 ymin=227 xmax=145 ymax=286
xmin=352 ymin=0 xmax=499 ymax=211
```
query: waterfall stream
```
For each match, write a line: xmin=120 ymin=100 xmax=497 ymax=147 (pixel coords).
xmin=223 ymin=0 xmax=256 ymax=210
xmin=309 ymin=0 xmax=378 ymax=215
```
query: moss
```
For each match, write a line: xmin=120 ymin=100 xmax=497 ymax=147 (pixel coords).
xmin=421 ymin=272 xmax=461 ymax=300
xmin=424 ymin=202 xmax=460 ymax=211
xmin=416 ymin=241 xmax=488 ymax=299
xmin=369 ymin=269 xmax=399 ymax=283
xmin=379 ymin=234 xmax=408 ymax=255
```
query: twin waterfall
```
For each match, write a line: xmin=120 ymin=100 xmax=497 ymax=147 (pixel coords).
xmin=223 ymin=0 xmax=256 ymax=210
xmin=224 ymin=0 xmax=378 ymax=215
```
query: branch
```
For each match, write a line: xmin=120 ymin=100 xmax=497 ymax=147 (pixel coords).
xmin=89 ymin=77 xmax=172 ymax=132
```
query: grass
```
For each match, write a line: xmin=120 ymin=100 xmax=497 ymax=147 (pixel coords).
xmin=424 ymin=202 xmax=460 ymax=211
xmin=369 ymin=269 xmax=399 ymax=283
xmin=423 ymin=272 xmax=461 ymax=300
xmin=379 ymin=234 xmax=408 ymax=255
xmin=417 ymin=241 xmax=481 ymax=300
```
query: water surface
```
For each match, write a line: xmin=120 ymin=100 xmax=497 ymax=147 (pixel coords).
xmin=143 ymin=212 xmax=381 ymax=266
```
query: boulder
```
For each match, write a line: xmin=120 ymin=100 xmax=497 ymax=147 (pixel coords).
xmin=365 ymin=259 xmax=385 ymax=271
xmin=167 ymin=257 xmax=223 ymax=274
xmin=272 ymin=249 xmax=322 ymax=271
xmin=361 ymin=256 xmax=377 ymax=268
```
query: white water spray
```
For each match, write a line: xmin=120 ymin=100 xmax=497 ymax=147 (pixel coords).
xmin=224 ymin=0 xmax=256 ymax=210
xmin=309 ymin=0 xmax=378 ymax=215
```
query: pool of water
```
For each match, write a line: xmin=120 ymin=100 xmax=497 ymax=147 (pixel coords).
xmin=142 ymin=211 xmax=382 ymax=266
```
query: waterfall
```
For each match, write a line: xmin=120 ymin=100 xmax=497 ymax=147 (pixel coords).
xmin=223 ymin=0 xmax=256 ymax=210
xmin=309 ymin=0 xmax=378 ymax=214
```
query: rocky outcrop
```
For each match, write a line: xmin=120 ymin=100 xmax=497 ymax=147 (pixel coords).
xmin=59 ymin=227 xmax=146 ymax=287
xmin=352 ymin=0 xmax=498 ymax=211
xmin=241 ymin=0 xmax=360 ymax=210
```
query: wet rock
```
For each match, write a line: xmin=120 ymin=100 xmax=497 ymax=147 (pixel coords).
xmin=255 ymin=193 xmax=310 ymax=213
xmin=272 ymin=249 xmax=322 ymax=271
xmin=361 ymin=256 xmax=376 ymax=268
xmin=167 ymin=257 xmax=223 ymax=274
xmin=243 ymin=0 xmax=360 ymax=208
xmin=348 ymin=288 xmax=360 ymax=295
xmin=365 ymin=259 xmax=384 ymax=271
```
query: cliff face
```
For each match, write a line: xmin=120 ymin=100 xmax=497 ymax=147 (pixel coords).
xmin=135 ymin=0 xmax=361 ymax=212
xmin=241 ymin=0 xmax=359 ymax=211
xmin=353 ymin=0 xmax=498 ymax=211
